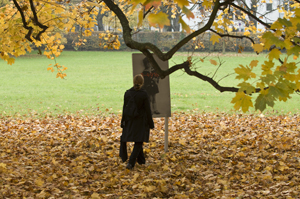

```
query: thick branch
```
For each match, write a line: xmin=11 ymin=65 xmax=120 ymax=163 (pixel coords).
xmin=13 ymin=0 xmax=48 ymax=42
xmin=29 ymin=0 xmax=48 ymax=41
xmin=209 ymin=29 xmax=256 ymax=45
xmin=163 ymin=0 xmax=221 ymax=61
xmin=13 ymin=0 xmax=34 ymax=42
xmin=183 ymin=65 xmax=262 ymax=93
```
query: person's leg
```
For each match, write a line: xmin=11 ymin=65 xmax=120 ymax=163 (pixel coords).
xmin=137 ymin=145 xmax=146 ymax=165
xmin=127 ymin=142 xmax=143 ymax=168
xmin=149 ymin=95 xmax=154 ymax=114
xmin=119 ymin=140 xmax=128 ymax=162
xmin=152 ymin=94 xmax=160 ymax=114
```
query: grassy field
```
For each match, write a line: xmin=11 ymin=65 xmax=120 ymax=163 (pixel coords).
xmin=0 ymin=50 xmax=299 ymax=117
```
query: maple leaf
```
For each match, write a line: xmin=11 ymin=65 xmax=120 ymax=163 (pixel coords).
xmin=179 ymin=17 xmax=191 ymax=33
xmin=249 ymin=60 xmax=259 ymax=68
xmin=210 ymin=34 xmax=221 ymax=45
xmin=202 ymin=0 xmax=213 ymax=8
xmin=7 ymin=57 xmax=15 ymax=65
xmin=231 ymin=91 xmax=253 ymax=112
xmin=261 ymin=60 xmax=275 ymax=75
xmin=144 ymin=0 xmax=161 ymax=9
xmin=234 ymin=64 xmax=256 ymax=81
xmin=253 ymin=44 xmax=264 ymax=53
xmin=268 ymin=48 xmax=281 ymax=60
xmin=238 ymin=82 xmax=256 ymax=94
xmin=148 ymin=12 xmax=170 ymax=29
xmin=182 ymin=6 xmax=195 ymax=19
xmin=174 ymin=0 xmax=189 ymax=8
xmin=255 ymin=91 xmax=275 ymax=111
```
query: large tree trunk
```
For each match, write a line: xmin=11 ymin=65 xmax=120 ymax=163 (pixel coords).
xmin=96 ymin=9 xmax=107 ymax=31
xmin=249 ymin=0 xmax=258 ymax=27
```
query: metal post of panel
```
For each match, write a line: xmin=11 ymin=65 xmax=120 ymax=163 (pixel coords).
xmin=164 ymin=117 xmax=169 ymax=152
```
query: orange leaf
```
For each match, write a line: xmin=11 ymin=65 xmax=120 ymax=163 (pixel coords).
xmin=179 ymin=17 xmax=191 ymax=33
xmin=210 ymin=59 xmax=218 ymax=66
xmin=182 ymin=6 xmax=194 ymax=19
xmin=144 ymin=0 xmax=161 ymax=9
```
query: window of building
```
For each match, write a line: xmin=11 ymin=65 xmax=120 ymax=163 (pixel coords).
xmin=266 ymin=3 xmax=273 ymax=11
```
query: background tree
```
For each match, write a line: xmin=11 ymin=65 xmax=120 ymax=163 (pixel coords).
xmin=1 ymin=0 xmax=300 ymax=112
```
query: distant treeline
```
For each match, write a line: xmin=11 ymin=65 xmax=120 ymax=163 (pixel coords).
xmin=63 ymin=31 xmax=261 ymax=53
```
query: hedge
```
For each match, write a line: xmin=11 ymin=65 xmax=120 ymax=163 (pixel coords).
xmin=62 ymin=31 xmax=261 ymax=52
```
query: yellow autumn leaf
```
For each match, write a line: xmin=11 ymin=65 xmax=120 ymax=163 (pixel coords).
xmin=202 ymin=0 xmax=213 ymax=8
xmin=7 ymin=57 xmax=15 ymax=65
xmin=148 ymin=12 xmax=170 ymax=29
xmin=35 ymin=178 xmax=44 ymax=187
xmin=268 ymin=48 xmax=281 ymax=60
xmin=136 ymin=10 xmax=143 ymax=27
xmin=253 ymin=44 xmax=264 ymax=53
xmin=174 ymin=0 xmax=189 ymax=8
xmin=0 ymin=163 xmax=6 ymax=169
xmin=86 ymin=1 xmax=99 ymax=7
xmin=244 ymin=31 xmax=251 ymax=36
xmin=145 ymin=185 xmax=156 ymax=192
xmin=210 ymin=34 xmax=221 ymax=45
xmin=91 ymin=192 xmax=101 ymax=199
xmin=249 ymin=60 xmax=259 ymax=68
xmin=231 ymin=91 xmax=253 ymax=112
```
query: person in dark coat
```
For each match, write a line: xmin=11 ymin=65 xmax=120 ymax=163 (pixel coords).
xmin=120 ymin=74 xmax=154 ymax=170
xmin=141 ymin=57 xmax=160 ymax=114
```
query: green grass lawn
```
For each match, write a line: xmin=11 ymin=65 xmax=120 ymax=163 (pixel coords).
xmin=1 ymin=51 xmax=299 ymax=117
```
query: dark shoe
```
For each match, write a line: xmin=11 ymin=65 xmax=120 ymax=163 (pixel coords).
xmin=126 ymin=163 xmax=133 ymax=170
xmin=137 ymin=161 xmax=145 ymax=165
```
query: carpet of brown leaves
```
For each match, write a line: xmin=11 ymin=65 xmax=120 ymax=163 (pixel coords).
xmin=1 ymin=112 xmax=300 ymax=198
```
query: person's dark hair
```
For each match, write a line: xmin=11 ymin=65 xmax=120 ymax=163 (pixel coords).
xmin=142 ymin=57 xmax=150 ymax=68
xmin=133 ymin=74 xmax=144 ymax=90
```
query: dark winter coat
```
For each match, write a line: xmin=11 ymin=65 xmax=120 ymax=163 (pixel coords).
xmin=121 ymin=87 xmax=154 ymax=142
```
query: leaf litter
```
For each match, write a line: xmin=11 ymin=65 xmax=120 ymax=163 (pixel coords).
xmin=0 ymin=112 xmax=300 ymax=198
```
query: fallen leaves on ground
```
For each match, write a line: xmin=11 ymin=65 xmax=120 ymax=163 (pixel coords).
xmin=0 ymin=112 xmax=300 ymax=198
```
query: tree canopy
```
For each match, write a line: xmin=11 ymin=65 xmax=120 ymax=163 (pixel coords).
xmin=1 ymin=0 xmax=300 ymax=112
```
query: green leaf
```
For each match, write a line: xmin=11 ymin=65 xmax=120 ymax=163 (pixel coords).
xmin=262 ymin=32 xmax=284 ymax=49
xmin=234 ymin=64 xmax=256 ymax=81
xmin=255 ymin=91 xmax=275 ymax=111
xmin=287 ymin=45 xmax=300 ymax=57
xmin=261 ymin=74 xmax=276 ymax=85
xmin=269 ymin=86 xmax=285 ymax=98
xmin=238 ymin=82 xmax=256 ymax=95
xmin=278 ymin=18 xmax=292 ymax=27
xmin=286 ymin=62 xmax=297 ymax=73
xmin=261 ymin=60 xmax=274 ymax=75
